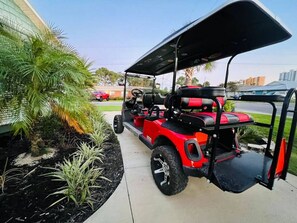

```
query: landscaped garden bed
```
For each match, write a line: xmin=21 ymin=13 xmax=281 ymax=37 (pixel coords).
xmin=0 ymin=122 xmax=123 ymax=223
xmin=0 ymin=21 xmax=124 ymax=223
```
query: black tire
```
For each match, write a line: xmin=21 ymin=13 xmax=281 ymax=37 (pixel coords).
xmin=151 ymin=145 xmax=188 ymax=195
xmin=99 ymin=97 xmax=103 ymax=102
xmin=113 ymin=115 xmax=124 ymax=134
xmin=106 ymin=97 xmax=110 ymax=101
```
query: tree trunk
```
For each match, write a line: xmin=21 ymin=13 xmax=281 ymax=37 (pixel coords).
xmin=183 ymin=63 xmax=215 ymax=86
xmin=184 ymin=67 xmax=195 ymax=85
xmin=29 ymin=127 xmax=46 ymax=157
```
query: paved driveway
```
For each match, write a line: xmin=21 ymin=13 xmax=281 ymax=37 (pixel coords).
xmin=85 ymin=112 xmax=297 ymax=223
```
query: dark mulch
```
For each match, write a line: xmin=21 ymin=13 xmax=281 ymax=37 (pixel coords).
xmin=0 ymin=126 xmax=124 ymax=223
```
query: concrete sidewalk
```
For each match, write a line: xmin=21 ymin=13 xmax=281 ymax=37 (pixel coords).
xmin=85 ymin=112 xmax=297 ymax=223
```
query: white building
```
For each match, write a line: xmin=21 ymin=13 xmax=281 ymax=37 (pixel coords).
xmin=279 ymin=69 xmax=297 ymax=82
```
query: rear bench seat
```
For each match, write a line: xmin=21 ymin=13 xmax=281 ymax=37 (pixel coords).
xmin=174 ymin=86 xmax=253 ymax=129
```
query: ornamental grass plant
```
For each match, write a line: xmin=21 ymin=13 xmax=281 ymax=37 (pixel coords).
xmin=89 ymin=122 xmax=107 ymax=148
xmin=45 ymin=110 xmax=110 ymax=209
xmin=0 ymin=158 xmax=23 ymax=193
xmin=45 ymin=156 xmax=105 ymax=209
xmin=73 ymin=142 xmax=104 ymax=164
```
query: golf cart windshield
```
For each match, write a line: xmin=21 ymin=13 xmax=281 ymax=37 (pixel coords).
xmin=125 ymin=0 xmax=291 ymax=76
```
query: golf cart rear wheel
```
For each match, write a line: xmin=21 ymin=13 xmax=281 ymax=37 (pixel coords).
xmin=113 ymin=115 xmax=124 ymax=134
xmin=151 ymin=145 xmax=188 ymax=195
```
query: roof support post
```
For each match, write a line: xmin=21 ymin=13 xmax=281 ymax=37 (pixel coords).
xmin=123 ymin=72 xmax=128 ymax=100
xmin=152 ymin=76 xmax=156 ymax=94
xmin=171 ymin=36 xmax=182 ymax=94
xmin=224 ymin=55 xmax=237 ymax=88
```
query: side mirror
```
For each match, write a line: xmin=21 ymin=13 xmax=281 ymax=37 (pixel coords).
xmin=118 ymin=79 xmax=124 ymax=86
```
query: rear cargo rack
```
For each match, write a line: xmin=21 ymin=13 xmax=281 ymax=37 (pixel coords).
xmin=204 ymin=88 xmax=297 ymax=192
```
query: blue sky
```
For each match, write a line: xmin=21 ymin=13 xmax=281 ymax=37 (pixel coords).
xmin=29 ymin=0 xmax=297 ymax=87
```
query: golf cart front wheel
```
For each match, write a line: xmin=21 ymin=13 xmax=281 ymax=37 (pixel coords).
xmin=113 ymin=115 xmax=124 ymax=134
xmin=151 ymin=145 xmax=188 ymax=195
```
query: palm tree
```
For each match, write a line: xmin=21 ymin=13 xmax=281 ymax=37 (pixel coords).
xmin=176 ymin=76 xmax=186 ymax=86
xmin=0 ymin=23 xmax=96 ymax=156
xmin=184 ymin=63 xmax=215 ymax=86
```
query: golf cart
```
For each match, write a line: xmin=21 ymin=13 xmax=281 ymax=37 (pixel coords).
xmin=113 ymin=0 xmax=297 ymax=195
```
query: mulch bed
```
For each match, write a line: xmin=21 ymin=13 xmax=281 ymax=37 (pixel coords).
xmin=0 ymin=126 xmax=124 ymax=223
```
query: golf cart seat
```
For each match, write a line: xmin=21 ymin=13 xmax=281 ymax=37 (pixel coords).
xmin=174 ymin=86 xmax=254 ymax=129
xmin=141 ymin=92 xmax=166 ymax=121
xmin=142 ymin=92 xmax=166 ymax=108
xmin=178 ymin=112 xmax=253 ymax=129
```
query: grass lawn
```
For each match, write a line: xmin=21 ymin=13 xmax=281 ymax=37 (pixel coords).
xmin=247 ymin=112 xmax=297 ymax=175
xmin=97 ymin=105 xmax=121 ymax=111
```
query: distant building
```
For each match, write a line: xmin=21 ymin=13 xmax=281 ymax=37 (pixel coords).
xmin=279 ymin=69 xmax=297 ymax=82
xmin=238 ymin=81 xmax=297 ymax=95
xmin=242 ymin=76 xmax=265 ymax=86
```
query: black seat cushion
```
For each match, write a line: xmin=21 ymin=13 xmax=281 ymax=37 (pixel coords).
xmin=142 ymin=93 xmax=154 ymax=108
xmin=176 ymin=86 xmax=226 ymax=98
xmin=178 ymin=112 xmax=254 ymax=127
xmin=142 ymin=93 xmax=166 ymax=108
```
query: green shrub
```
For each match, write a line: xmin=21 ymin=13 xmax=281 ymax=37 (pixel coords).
xmin=111 ymin=96 xmax=124 ymax=101
xmin=37 ymin=115 xmax=64 ymax=141
xmin=224 ymin=100 xmax=235 ymax=112
xmin=237 ymin=126 xmax=264 ymax=144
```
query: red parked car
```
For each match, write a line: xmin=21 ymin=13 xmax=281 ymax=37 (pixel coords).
xmin=92 ymin=91 xmax=110 ymax=101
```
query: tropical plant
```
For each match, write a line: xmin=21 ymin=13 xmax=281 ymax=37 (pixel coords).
xmin=219 ymin=81 xmax=241 ymax=95
xmin=0 ymin=158 xmax=23 ymax=193
xmin=177 ymin=76 xmax=200 ymax=87
xmin=184 ymin=63 xmax=215 ymax=86
xmin=176 ymin=76 xmax=186 ymax=86
xmin=0 ymin=22 xmax=96 ymax=156
xmin=192 ymin=77 xmax=200 ymax=86
xmin=45 ymin=156 xmax=107 ymax=209
xmin=203 ymin=81 xmax=210 ymax=87
xmin=73 ymin=142 xmax=104 ymax=164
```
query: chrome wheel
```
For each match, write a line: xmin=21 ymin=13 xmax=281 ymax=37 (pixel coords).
xmin=151 ymin=145 xmax=188 ymax=195
xmin=153 ymin=156 xmax=170 ymax=186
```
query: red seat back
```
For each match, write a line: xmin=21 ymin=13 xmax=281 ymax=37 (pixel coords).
xmin=180 ymin=97 xmax=226 ymax=109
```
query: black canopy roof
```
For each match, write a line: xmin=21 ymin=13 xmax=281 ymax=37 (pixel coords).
xmin=125 ymin=0 xmax=291 ymax=75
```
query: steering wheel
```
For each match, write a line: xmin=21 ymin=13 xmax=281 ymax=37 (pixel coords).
xmin=131 ymin=88 xmax=143 ymax=98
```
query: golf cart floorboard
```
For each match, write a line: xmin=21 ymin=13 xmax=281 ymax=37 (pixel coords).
xmin=203 ymin=151 xmax=272 ymax=193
